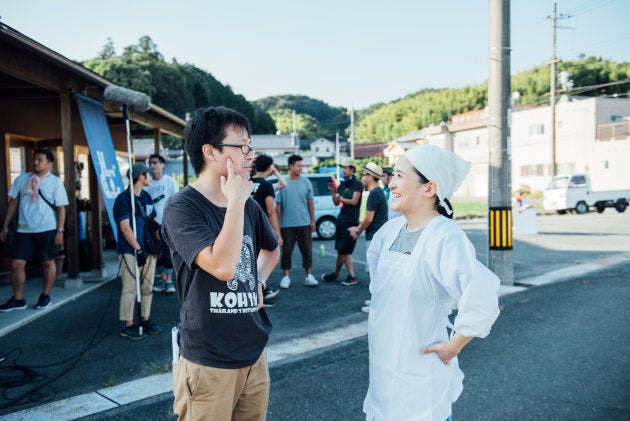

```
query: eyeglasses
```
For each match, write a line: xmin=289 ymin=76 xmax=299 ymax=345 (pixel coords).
xmin=361 ymin=172 xmax=370 ymax=177
xmin=148 ymin=161 xmax=162 ymax=165
xmin=215 ymin=143 xmax=255 ymax=155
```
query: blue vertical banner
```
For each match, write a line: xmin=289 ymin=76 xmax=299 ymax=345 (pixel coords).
xmin=75 ymin=94 xmax=125 ymax=241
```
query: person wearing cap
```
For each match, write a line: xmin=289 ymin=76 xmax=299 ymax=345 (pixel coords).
xmin=113 ymin=162 xmax=161 ymax=339
xmin=322 ymin=156 xmax=364 ymax=286
xmin=0 ymin=148 xmax=69 ymax=312
xmin=363 ymin=145 xmax=500 ymax=420
xmin=380 ymin=166 xmax=400 ymax=220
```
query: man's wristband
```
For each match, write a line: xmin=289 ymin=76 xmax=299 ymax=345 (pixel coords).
xmin=257 ymin=277 xmax=267 ymax=289
xmin=56 ymin=228 xmax=65 ymax=233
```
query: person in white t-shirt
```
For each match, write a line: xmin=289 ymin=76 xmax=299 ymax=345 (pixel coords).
xmin=145 ymin=154 xmax=179 ymax=294
xmin=0 ymin=148 xmax=69 ymax=312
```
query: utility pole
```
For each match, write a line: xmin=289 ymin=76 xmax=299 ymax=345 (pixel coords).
xmin=546 ymin=0 xmax=571 ymax=176
xmin=349 ymin=107 xmax=355 ymax=159
xmin=488 ymin=0 xmax=513 ymax=285
xmin=550 ymin=0 xmax=558 ymax=176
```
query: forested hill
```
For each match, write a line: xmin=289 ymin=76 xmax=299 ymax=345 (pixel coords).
xmin=81 ymin=36 xmax=277 ymax=137
xmin=254 ymin=57 xmax=629 ymax=144
xmin=82 ymin=38 xmax=629 ymax=145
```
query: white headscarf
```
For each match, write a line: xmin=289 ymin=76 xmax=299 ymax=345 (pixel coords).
xmin=402 ymin=145 xmax=470 ymax=215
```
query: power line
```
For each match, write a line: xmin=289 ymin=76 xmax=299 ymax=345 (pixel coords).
xmin=564 ymin=0 xmax=617 ymax=16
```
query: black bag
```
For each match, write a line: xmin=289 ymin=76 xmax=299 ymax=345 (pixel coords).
xmin=144 ymin=220 xmax=165 ymax=256
xmin=134 ymin=197 xmax=165 ymax=257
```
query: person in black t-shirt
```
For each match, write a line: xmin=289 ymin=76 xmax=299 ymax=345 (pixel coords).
xmin=162 ymin=106 xmax=279 ymax=420
xmin=251 ymin=154 xmax=282 ymax=306
xmin=321 ymin=157 xmax=363 ymax=286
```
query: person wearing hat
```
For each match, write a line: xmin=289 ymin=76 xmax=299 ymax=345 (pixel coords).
xmin=113 ymin=162 xmax=161 ymax=339
xmin=380 ymin=166 xmax=400 ymax=220
xmin=362 ymin=145 xmax=500 ymax=420
xmin=322 ymin=157 xmax=364 ymax=286
xmin=348 ymin=162 xmax=388 ymax=267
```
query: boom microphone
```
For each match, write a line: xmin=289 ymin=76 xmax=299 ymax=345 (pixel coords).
xmin=103 ymin=85 xmax=151 ymax=112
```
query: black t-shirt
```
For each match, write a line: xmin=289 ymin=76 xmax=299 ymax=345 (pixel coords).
xmin=337 ymin=175 xmax=364 ymax=224
xmin=251 ymin=177 xmax=275 ymax=212
xmin=365 ymin=187 xmax=388 ymax=241
xmin=162 ymin=186 xmax=278 ymax=368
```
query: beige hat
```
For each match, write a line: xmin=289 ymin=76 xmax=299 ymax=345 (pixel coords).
xmin=338 ymin=157 xmax=356 ymax=168
xmin=363 ymin=162 xmax=383 ymax=178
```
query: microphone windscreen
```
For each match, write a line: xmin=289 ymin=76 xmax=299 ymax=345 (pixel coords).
xmin=104 ymin=85 xmax=151 ymax=112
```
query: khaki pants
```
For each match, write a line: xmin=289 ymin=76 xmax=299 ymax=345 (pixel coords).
xmin=173 ymin=351 xmax=269 ymax=421
xmin=118 ymin=253 xmax=156 ymax=322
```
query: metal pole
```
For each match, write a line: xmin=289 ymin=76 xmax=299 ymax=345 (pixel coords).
xmin=488 ymin=0 xmax=513 ymax=285
xmin=349 ymin=108 xmax=355 ymax=159
xmin=550 ymin=0 xmax=557 ymax=176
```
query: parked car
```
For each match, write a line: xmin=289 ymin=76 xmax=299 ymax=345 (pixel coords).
xmin=268 ymin=173 xmax=340 ymax=240
xmin=543 ymin=173 xmax=630 ymax=214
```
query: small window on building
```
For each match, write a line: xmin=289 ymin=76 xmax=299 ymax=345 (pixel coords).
xmin=604 ymin=161 xmax=609 ymax=169
xmin=528 ymin=124 xmax=544 ymax=136
xmin=611 ymin=115 xmax=623 ymax=123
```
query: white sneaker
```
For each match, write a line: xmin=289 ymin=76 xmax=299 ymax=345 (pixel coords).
xmin=279 ymin=276 xmax=291 ymax=289
xmin=361 ymin=306 xmax=370 ymax=313
xmin=304 ymin=274 xmax=319 ymax=287
xmin=364 ymin=299 xmax=371 ymax=306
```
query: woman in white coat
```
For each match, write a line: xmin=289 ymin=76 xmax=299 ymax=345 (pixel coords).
xmin=363 ymin=145 xmax=501 ymax=421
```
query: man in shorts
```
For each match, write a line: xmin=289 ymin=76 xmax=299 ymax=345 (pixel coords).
xmin=0 ymin=148 xmax=69 ymax=312
xmin=321 ymin=157 xmax=363 ymax=286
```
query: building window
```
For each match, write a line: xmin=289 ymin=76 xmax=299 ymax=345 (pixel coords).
xmin=604 ymin=160 xmax=609 ymax=169
xmin=611 ymin=115 xmax=623 ymax=123
xmin=528 ymin=124 xmax=544 ymax=136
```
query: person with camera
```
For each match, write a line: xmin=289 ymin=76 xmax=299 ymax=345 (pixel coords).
xmin=113 ymin=163 xmax=162 ymax=339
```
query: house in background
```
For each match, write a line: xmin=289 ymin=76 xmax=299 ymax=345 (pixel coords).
xmin=385 ymin=96 xmax=630 ymax=199
xmin=309 ymin=138 xmax=335 ymax=158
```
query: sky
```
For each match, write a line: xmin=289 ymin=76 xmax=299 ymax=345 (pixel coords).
xmin=2 ymin=0 xmax=629 ymax=109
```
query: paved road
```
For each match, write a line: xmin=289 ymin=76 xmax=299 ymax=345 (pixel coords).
xmin=77 ymin=261 xmax=630 ymax=420
xmin=1 ymin=212 xmax=629 ymax=419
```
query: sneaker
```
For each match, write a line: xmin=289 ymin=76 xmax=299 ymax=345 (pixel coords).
xmin=120 ymin=324 xmax=146 ymax=340
xmin=321 ymin=273 xmax=338 ymax=283
xmin=0 ymin=297 xmax=27 ymax=312
xmin=279 ymin=276 xmax=291 ymax=289
xmin=35 ymin=294 xmax=51 ymax=310
xmin=341 ymin=275 xmax=358 ymax=286
xmin=361 ymin=306 xmax=370 ymax=313
xmin=153 ymin=280 xmax=165 ymax=293
xmin=364 ymin=299 xmax=371 ymax=306
xmin=165 ymin=282 xmax=176 ymax=294
xmin=263 ymin=288 xmax=280 ymax=300
xmin=263 ymin=298 xmax=276 ymax=308
xmin=141 ymin=319 xmax=163 ymax=335
xmin=304 ymin=274 xmax=319 ymax=287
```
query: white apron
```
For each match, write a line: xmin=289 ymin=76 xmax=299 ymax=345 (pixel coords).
xmin=363 ymin=217 xmax=464 ymax=421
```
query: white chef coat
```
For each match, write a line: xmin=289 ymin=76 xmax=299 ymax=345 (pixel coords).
xmin=363 ymin=215 xmax=500 ymax=421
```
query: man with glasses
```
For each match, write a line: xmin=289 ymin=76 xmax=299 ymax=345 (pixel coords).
xmin=162 ymin=106 xmax=279 ymax=420
xmin=322 ymin=157 xmax=364 ymax=286
xmin=145 ymin=154 xmax=179 ymax=294
xmin=275 ymin=154 xmax=319 ymax=288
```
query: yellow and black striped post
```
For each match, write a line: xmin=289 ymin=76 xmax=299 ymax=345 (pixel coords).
xmin=489 ymin=206 xmax=512 ymax=250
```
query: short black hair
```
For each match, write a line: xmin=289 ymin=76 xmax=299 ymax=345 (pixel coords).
xmin=149 ymin=154 xmax=166 ymax=164
xmin=184 ymin=106 xmax=252 ymax=176
xmin=34 ymin=147 xmax=54 ymax=163
xmin=288 ymin=154 xmax=303 ymax=167
xmin=253 ymin=154 xmax=273 ymax=172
